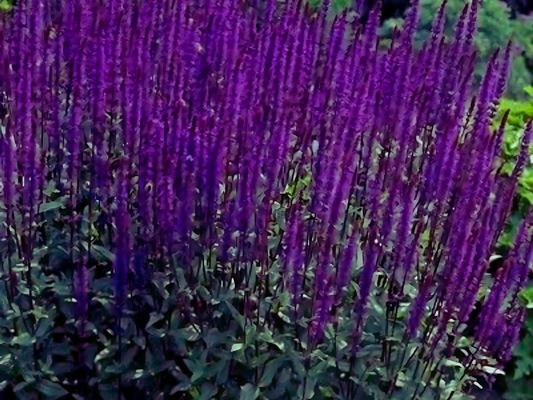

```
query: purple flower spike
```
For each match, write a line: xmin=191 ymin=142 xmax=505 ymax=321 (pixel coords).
xmin=114 ymin=160 xmax=130 ymax=316
xmin=336 ymin=230 xmax=359 ymax=305
xmin=408 ymin=274 xmax=432 ymax=337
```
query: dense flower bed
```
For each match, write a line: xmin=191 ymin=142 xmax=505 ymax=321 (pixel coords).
xmin=0 ymin=0 xmax=532 ymax=398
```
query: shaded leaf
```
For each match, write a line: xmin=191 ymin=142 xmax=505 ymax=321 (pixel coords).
xmin=240 ymin=383 xmax=259 ymax=400
xmin=38 ymin=380 xmax=69 ymax=400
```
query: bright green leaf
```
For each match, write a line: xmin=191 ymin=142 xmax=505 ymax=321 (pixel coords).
xmin=38 ymin=201 xmax=63 ymax=213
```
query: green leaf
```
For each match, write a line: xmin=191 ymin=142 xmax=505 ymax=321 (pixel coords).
xmin=319 ymin=386 xmax=334 ymax=398
xmin=198 ymin=382 xmax=217 ymax=400
xmin=204 ymin=328 xmax=226 ymax=348
xmin=519 ymin=286 xmax=533 ymax=309
xmin=38 ymin=201 xmax=63 ymax=213
xmin=259 ymin=359 xmax=282 ymax=387
xmin=297 ymin=375 xmax=317 ymax=400
xmin=94 ymin=347 xmax=115 ymax=363
xmin=11 ymin=333 xmax=36 ymax=347
xmin=14 ymin=381 xmax=30 ymax=392
xmin=482 ymin=366 xmax=505 ymax=375
xmin=231 ymin=343 xmax=244 ymax=352
xmin=444 ymin=359 xmax=464 ymax=370
xmin=170 ymin=381 xmax=191 ymax=395
xmin=357 ymin=344 xmax=382 ymax=358
xmin=38 ymin=380 xmax=69 ymax=399
xmin=225 ymin=300 xmax=245 ymax=330
xmin=0 ymin=0 xmax=12 ymax=11
xmin=145 ymin=313 xmax=165 ymax=329
xmin=184 ymin=359 xmax=204 ymax=383
xmin=239 ymin=383 xmax=259 ymax=400
xmin=91 ymin=245 xmax=116 ymax=263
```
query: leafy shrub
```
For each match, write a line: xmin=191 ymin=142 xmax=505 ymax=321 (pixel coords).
xmin=380 ymin=0 xmax=533 ymax=100
xmin=502 ymin=284 xmax=533 ymax=399
xmin=0 ymin=0 xmax=532 ymax=399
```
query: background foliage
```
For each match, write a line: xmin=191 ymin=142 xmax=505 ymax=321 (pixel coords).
xmin=377 ymin=0 xmax=533 ymax=101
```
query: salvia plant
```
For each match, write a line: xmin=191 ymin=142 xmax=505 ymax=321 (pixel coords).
xmin=0 ymin=0 xmax=532 ymax=399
